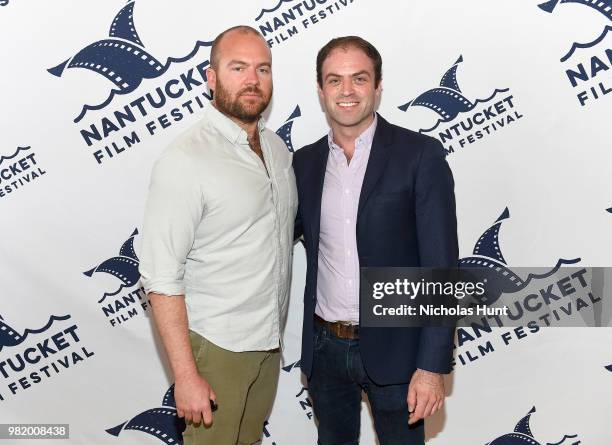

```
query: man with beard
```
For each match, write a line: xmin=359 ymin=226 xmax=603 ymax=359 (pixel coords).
xmin=139 ymin=26 xmax=297 ymax=445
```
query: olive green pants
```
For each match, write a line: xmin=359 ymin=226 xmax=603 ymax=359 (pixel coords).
xmin=183 ymin=330 xmax=280 ymax=445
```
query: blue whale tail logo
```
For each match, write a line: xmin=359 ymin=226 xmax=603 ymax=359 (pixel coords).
xmin=48 ymin=1 xmax=165 ymax=96
xmin=282 ymin=359 xmax=301 ymax=372
xmin=459 ymin=208 xmax=526 ymax=302
xmin=538 ymin=0 xmax=561 ymax=13
xmin=84 ymin=229 xmax=140 ymax=303
xmin=106 ymin=384 xmax=185 ymax=444
xmin=84 ymin=229 xmax=139 ymax=283
xmin=0 ymin=316 xmax=24 ymax=350
xmin=275 ymin=105 xmax=301 ymax=152
xmin=470 ymin=207 xmax=510 ymax=265
xmin=513 ymin=406 xmax=537 ymax=437
xmin=398 ymin=55 xmax=475 ymax=122
xmin=459 ymin=208 xmax=581 ymax=303
xmin=106 ymin=422 xmax=126 ymax=437
xmin=47 ymin=1 xmax=213 ymax=123
xmin=487 ymin=407 xmax=548 ymax=445
xmin=48 ymin=59 xmax=70 ymax=77
xmin=538 ymin=0 xmax=612 ymax=20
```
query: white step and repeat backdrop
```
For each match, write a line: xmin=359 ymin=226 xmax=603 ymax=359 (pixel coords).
xmin=1 ymin=0 xmax=611 ymax=444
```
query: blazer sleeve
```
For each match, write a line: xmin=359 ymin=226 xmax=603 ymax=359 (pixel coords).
xmin=414 ymin=138 xmax=459 ymax=373
xmin=292 ymin=156 xmax=304 ymax=242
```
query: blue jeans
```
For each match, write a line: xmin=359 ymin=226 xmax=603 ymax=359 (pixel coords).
xmin=308 ymin=322 xmax=424 ymax=445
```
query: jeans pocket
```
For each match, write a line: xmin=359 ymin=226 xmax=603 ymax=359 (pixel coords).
xmin=189 ymin=330 xmax=208 ymax=363
xmin=313 ymin=325 xmax=327 ymax=352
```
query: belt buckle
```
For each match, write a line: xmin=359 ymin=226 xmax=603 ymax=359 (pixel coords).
xmin=336 ymin=321 xmax=357 ymax=339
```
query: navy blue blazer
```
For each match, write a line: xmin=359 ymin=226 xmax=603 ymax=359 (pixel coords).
xmin=293 ymin=114 xmax=458 ymax=385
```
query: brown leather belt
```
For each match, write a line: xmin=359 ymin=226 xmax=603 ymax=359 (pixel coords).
xmin=314 ymin=314 xmax=359 ymax=340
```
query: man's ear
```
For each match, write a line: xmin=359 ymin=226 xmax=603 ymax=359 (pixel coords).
xmin=376 ymin=79 xmax=383 ymax=95
xmin=207 ymin=67 xmax=216 ymax=92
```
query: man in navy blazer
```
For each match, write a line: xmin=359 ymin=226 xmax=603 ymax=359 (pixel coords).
xmin=293 ymin=36 xmax=458 ymax=445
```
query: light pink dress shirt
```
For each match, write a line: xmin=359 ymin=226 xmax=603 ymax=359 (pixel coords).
xmin=316 ymin=115 xmax=378 ymax=323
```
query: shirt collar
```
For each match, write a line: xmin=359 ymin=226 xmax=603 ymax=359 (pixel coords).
xmin=327 ymin=114 xmax=378 ymax=153
xmin=205 ymin=103 xmax=266 ymax=145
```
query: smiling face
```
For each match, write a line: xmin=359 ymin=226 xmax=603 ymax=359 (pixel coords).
xmin=207 ymin=30 xmax=273 ymax=124
xmin=318 ymin=45 xmax=381 ymax=135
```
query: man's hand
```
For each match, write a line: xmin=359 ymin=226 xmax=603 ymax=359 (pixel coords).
xmin=175 ymin=373 xmax=217 ymax=426
xmin=407 ymin=368 xmax=445 ymax=425
xmin=148 ymin=294 xmax=217 ymax=425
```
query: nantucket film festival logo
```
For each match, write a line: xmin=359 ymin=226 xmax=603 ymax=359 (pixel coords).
xmin=0 ymin=313 xmax=94 ymax=401
xmin=254 ymin=0 xmax=356 ymax=47
xmin=83 ymin=229 xmax=149 ymax=328
xmin=398 ymin=55 xmax=524 ymax=156
xmin=48 ymin=0 xmax=213 ymax=165
xmin=486 ymin=407 xmax=580 ymax=445
xmin=452 ymin=207 xmax=601 ymax=369
xmin=538 ymin=0 xmax=611 ymax=107
xmin=0 ymin=146 xmax=47 ymax=199
xmin=106 ymin=384 xmax=185 ymax=445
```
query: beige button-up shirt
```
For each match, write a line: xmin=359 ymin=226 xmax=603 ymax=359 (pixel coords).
xmin=139 ymin=104 xmax=298 ymax=352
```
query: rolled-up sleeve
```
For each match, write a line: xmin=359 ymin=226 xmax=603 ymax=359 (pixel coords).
xmin=138 ymin=149 xmax=205 ymax=296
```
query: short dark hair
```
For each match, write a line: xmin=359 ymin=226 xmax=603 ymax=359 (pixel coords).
xmin=316 ymin=36 xmax=382 ymax=87
xmin=210 ymin=25 xmax=266 ymax=69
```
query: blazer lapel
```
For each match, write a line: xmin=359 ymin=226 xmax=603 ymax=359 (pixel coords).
xmin=358 ymin=114 xmax=394 ymax=216
xmin=309 ymin=139 xmax=330 ymax=242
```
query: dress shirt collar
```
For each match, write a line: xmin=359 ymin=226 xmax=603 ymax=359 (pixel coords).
xmin=327 ymin=113 xmax=378 ymax=154
xmin=205 ymin=103 xmax=266 ymax=145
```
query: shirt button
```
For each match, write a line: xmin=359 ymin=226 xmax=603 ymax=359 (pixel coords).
xmin=345 ymin=218 xmax=350 ymax=224
xmin=347 ymin=249 xmax=351 ymax=256
xmin=345 ymin=189 xmax=350 ymax=194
